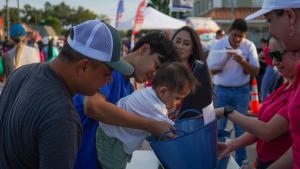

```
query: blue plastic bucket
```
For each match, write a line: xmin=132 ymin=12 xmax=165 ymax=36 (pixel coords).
xmin=147 ymin=119 xmax=217 ymax=169
xmin=216 ymin=129 xmax=231 ymax=169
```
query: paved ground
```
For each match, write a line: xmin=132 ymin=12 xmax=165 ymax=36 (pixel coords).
xmin=226 ymin=118 xmax=257 ymax=168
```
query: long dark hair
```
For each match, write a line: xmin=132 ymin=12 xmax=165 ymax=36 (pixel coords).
xmin=47 ymin=39 xmax=53 ymax=59
xmin=172 ymin=26 xmax=205 ymax=64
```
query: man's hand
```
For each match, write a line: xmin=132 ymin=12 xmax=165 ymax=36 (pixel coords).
xmin=227 ymin=51 xmax=246 ymax=64
xmin=147 ymin=120 xmax=175 ymax=138
xmin=217 ymin=142 xmax=233 ymax=160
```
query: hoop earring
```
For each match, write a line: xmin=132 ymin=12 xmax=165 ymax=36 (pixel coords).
xmin=289 ymin=25 xmax=295 ymax=36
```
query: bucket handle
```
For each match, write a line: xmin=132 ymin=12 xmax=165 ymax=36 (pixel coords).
xmin=176 ymin=108 xmax=203 ymax=120
xmin=159 ymin=129 xmax=187 ymax=141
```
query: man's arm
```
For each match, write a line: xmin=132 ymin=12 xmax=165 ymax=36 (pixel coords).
xmin=84 ymin=93 xmax=173 ymax=137
xmin=39 ymin=119 xmax=82 ymax=169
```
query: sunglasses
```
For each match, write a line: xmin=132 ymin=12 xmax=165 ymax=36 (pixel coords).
xmin=268 ymin=50 xmax=287 ymax=62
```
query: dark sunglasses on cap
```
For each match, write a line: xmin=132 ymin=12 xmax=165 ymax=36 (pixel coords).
xmin=268 ymin=50 xmax=287 ymax=62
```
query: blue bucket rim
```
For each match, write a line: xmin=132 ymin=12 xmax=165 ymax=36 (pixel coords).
xmin=147 ymin=119 xmax=217 ymax=143
xmin=174 ymin=117 xmax=204 ymax=124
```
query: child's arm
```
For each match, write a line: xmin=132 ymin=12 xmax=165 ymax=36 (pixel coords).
xmin=84 ymin=92 xmax=174 ymax=138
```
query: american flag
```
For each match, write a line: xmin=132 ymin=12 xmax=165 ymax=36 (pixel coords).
xmin=115 ymin=0 xmax=124 ymax=29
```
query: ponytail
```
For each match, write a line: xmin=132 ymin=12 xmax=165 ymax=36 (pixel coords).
xmin=14 ymin=38 xmax=26 ymax=68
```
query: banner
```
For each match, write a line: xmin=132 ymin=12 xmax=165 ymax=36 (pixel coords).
xmin=132 ymin=0 xmax=147 ymax=35
xmin=131 ymin=0 xmax=147 ymax=49
xmin=115 ymin=0 xmax=124 ymax=28
xmin=170 ymin=0 xmax=194 ymax=12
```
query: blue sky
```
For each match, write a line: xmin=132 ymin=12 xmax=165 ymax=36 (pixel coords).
xmin=0 ymin=0 xmax=142 ymax=24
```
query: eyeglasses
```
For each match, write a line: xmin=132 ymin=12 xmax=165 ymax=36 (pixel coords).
xmin=268 ymin=50 xmax=287 ymax=62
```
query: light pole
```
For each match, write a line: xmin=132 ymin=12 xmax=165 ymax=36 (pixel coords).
xmin=6 ymin=0 xmax=10 ymax=38
xmin=17 ymin=0 xmax=20 ymax=23
xmin=231 ymin=0 xmax=235 ymax=19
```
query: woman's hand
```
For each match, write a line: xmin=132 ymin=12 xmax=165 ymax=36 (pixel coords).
xmin=217 ymin=142 xmax=234 ymax=160
xmin=215 ymin=107 xmax=225 ymax=119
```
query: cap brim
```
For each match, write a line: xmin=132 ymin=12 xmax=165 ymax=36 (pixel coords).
xmin=245 ymin=8 xmax=272 ymax=21
xmin=106 ymin=59 xmax=134 ymax=76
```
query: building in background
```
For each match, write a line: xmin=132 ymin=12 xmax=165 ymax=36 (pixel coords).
xmin=193 ymin=0 xmax=268 ymax=46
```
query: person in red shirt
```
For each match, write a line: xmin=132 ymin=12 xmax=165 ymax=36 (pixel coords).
xmin=245 ymin=0 xmax=300 ymax=169
xmin=217 ymin=37 xmax=299 ymax=169
xmin=259 ymin=38 xmax=280 ymax=101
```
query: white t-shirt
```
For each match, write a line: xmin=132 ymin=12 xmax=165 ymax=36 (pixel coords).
xmin=6 ymin=45 xmax=40 ymax=75
xmin=98 ymin=87 xmax=174 ymax=154
xmin=207 ymin=36 xmax=260 ymax=87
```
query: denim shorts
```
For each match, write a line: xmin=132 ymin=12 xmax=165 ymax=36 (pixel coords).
xmin=95 ymin=127 xmax=132 ymax=169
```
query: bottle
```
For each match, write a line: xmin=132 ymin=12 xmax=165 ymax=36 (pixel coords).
xmin=240 ymin=160 xmax=251 ymax=169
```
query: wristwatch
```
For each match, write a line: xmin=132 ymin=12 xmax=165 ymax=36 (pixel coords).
xmin=224 ymin=105 xmax=234 ymax=118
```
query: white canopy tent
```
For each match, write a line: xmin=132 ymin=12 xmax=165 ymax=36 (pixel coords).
xmin=117 ymin=7 xmax=186 ymax=30
xmin=186 ymin=17 xmax=220 ymax=34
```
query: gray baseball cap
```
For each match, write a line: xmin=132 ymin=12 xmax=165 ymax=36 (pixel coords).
xmin=67 ymin=20 xmax=134 ymax=76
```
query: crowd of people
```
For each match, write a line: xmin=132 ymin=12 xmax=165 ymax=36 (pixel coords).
xmin=0 ymin=24 xmax=60 ymax=83
xmin=0 ymin=0 xmax=300 ymax=169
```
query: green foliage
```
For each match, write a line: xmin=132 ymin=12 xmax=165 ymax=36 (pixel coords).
xmin=45 ymin=16 xmax=62 ymax=34
xmin=0 ymin=7 xmax=23 ymax=24
xmin=23 ymin=4 xmax=43 ymax=24
xmin=69 ymin=6 xmax=99 ymax=25
xmin=0 ymin=1 xmax=111 ymax=35
xmin=149 ymin=0 xmax=170 ymax=15
xmin=98 ymin=14 xmax=111 ymax=24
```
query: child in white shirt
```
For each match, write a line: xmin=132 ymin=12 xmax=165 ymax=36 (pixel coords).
xmin=95 ymin=62 xmax=198 ymax=169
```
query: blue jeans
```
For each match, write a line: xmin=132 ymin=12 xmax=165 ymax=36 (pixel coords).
xmin=260 ymin=66 xmax=279 ymax=101
xmin=213 ymin=84 xmax=250 ymax=166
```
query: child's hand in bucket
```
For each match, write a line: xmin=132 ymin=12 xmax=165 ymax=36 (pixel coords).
xmin=147 ymin=120 xmax=176 ymax=138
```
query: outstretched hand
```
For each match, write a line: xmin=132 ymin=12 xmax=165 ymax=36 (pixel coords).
xmin=217 ymin=142 xmax=233 ymax=160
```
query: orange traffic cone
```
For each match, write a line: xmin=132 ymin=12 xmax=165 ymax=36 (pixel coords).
xmin=250 ymin=78 xmax=260 ymax=115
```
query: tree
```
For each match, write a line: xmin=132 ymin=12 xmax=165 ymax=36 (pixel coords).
xmin=23 ymin=4 xmax=43 ymax=24
xmin=98 ymin=14 xmax=111 ymax=24
xmin=0 ymin=7 xmax=22 ymax=24
xmin=70 ymin=6 xmax=99 ymax=25
xmin=0 ymin=2 xmax=111 ymax=35
xmin=51 ymin=2 xmax=75 ymax=26
xmin=149 ymin=0 xmax=170 ymax=15
xmin=45 ymin=16 xmax=62 ymax=34
xmin=44 ymin=2 xmax=53 ymax=18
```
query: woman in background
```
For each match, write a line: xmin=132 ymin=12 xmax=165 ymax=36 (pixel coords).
xmin=171 ymin=26 xmax=213 ymax=120
xmin=4 ymin=24 xmax=40 ymax=79
xmin=43 ymin=39 xmax=59 ymax=62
